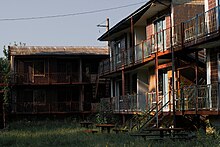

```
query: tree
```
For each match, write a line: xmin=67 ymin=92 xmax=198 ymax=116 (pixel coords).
xmin=0 ymin=45 xmax=10 ymax=128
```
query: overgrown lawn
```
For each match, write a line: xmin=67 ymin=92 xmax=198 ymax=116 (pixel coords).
xmin=0 ymin=120 xmax=220 ymax=147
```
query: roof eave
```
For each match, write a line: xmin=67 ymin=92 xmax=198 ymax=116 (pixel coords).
xmin=98 ymin=0 xmax=154 ymax=41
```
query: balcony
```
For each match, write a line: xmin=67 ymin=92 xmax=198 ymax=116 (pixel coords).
xmin=99 ymin=83 xmax=220 ymax=114
xmin=184 ymin=5 xmax=220 ymax=47
xmin=99 ymin=5 xmax=220 ymax=76
xmin=175 ymin=83 xmax=219 ymax=112
xmin=99 ymin=24 xmax=182 ymax=76
xmin=12 ymin=72 xmax=98 ymax=85
xmin=11 ymin=102 xmax=80 ymax=114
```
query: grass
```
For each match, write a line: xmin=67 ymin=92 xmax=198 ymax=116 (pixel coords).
xmin=0 ymin=120 xmax=220 ymax=147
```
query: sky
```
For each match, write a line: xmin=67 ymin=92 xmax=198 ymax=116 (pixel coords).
xmin=0 ymin=0 xmax=146 ymax=57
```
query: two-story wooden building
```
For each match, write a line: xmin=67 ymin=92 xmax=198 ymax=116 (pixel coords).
xmin=9 ymin=46 xmax=109 ymax=116
xmin=98 ymin=0 xmax=220 ymax=129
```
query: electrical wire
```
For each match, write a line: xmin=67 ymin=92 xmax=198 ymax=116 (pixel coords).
xmin=0 ymin=1 xmax=145 ymax=21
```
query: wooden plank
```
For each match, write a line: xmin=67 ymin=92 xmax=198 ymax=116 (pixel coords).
xmin=158 ymin=62 xmax=172 ymax=69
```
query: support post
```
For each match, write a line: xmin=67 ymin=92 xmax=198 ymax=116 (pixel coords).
xmin=195 ymin=51 xmax=198 ymax=113
xmin=170 ymin=11 xmax=176 ymax=128
xmin=122 ymin=69 xmax=125 ymax=97
xmin=155 ymin=52 xmax=159 ymax=128
xmin=131 ymin=17 xmax=135 ymax=64
xmin=80 ymin=85 xmax=84 ymax=111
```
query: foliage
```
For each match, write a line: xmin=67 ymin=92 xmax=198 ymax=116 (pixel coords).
xmin=0 ymin=46 xmax=10 ymax=103
xmin=0 ymin=120 xmax=220 ymax=147
xmin=95 ymin=100 xmax=120 ymax=124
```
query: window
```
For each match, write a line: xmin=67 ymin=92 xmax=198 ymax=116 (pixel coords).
xmin=154 ymin=18 xmax=166 ymax=51
xmin=34 ymin=61 xmax=45 ymax=76
xmin=115 ymin=41 xmax=121 ymax=63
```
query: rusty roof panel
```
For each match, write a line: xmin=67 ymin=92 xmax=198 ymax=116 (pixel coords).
xmin=9 ymin=46 xmax=109 ymax=56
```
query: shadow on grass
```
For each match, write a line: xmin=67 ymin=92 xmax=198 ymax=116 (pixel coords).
xmin=0 ymin=120 xmax=220 ymax=147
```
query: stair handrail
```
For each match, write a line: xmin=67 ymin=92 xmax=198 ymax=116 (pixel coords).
xmin=123 ymin=101 xmax=158 ymax=131
xmin=139 ymin=100 xmax=170 ymax=132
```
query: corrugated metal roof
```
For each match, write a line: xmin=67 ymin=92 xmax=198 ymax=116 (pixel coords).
xmin=9 ymin=46 xmax=109 ymax=56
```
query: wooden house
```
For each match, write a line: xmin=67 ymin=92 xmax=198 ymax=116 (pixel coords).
xmin=98 ymin=0 xmax=220 ymax=129
xmin=9 ymin=46 xmax=109 ymax=115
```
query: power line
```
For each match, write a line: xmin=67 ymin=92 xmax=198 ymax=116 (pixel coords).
xmin=0 ymin=1 xmax=145 ymax=21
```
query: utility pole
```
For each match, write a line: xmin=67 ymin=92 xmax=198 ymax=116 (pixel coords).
xmin=97 ymin=18 xmax=110 ymax=54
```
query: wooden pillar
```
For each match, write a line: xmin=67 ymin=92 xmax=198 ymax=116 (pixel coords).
xmin=122 ymin=114 xmax=125 ymax=125
xmin=130 ymin=16 xmax=134 ymax=64
xmin=195 ymin=51 xmax=198 ymax=113
xmin=48 ymin=59 xmax=50 ymax=84
xmin=155 ymin=52 xmax=159 ymax=128
xmin=122 ymin=69 xmax=125 ymax=96
xmin=122 ymin=47 xmax=125 ymax=96
xmin=170 ymin=8 xmax=176 ymax=127
xmin=80 ymin=85 xmax=84 ymax=111
xmin=79 ymin=59 xmax=82 ymax=82
xmin=79 ymin=58 xmax=84 ymax=111
xmin=10 ymin=55 xmax=15 ymax=83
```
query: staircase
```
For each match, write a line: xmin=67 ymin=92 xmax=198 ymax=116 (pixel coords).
xmin=120 ymin=99 xmax=171 ymax=133
xmin=138 ymin=100 xmax=171 ymax=132
xmin=94 ymin=73 xmax=110 ymax=99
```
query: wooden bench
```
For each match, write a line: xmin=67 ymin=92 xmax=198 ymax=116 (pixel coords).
xmin=80 ymin=121 xmax=93 ymax=128
xmin=83 ymin=129 xmax=98 ymax=134
xmin=143 ymin=128 xmax=185 ymax=138
xmin=131 ymin=133 xmax=171 ymax=140
xmin=96 ymin=124 xmax=115 ymax=133
xmin=130 ymin=128 xmax=192 ymax=140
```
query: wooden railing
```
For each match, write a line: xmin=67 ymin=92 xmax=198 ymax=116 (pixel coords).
xmin=11 ymin=101 xmax=80 ymax=113
xmin=99 ymin=5 xmax=220 ymax=76
xmin=12 ymin=72 xmax=98 ymax=84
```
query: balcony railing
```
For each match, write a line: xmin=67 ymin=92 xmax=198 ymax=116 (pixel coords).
xmin=12 ymin=72 xmax=98 ymax=84
xmin=99 ymin=5 xmax=220 ymax=76
xmin=99 ymin=83 xmax=220 ymax=114
xmin=99 ymin=94 xmax=146 ymax=113
xmin=175 ymin=83 xmax=219 ymax=111
xmin=11 ymin=102 xmax=80 ymax=113
xmin=99 ymin=91 xmax=166 ymax=113
xmin=184 ymin=5 xmax=220 ymax=46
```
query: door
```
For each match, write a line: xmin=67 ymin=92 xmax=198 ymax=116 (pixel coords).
xmin=159 ymin=71 xmax=169 ymax=111
xmin=154 ymin=18 xmax=166 ymax=51
xmin=163 ymin=72 xmax=169 ymax=111
xmin=115 ymin=80 xmax=122 ymax=111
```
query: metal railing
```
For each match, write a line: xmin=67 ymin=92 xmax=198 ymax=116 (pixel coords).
xmin=98 ymin=93 xmax=149 ymax=113
xmin=98 ymin=24 xmax=183 ymax=75
xmin=111 ymin=94 xmax=145 ymax=112
xmin=175 ymin=83 xmax=219 ymax=111
xmin=184 ymin=5 xmax=220 ymax=45
xmin=99 ymin=83 xmax=220 ymax=114
xmin=99 ymin=5 xmax=220 ymax=76
xmin=100 ymin=91 xmax=167 ymax=113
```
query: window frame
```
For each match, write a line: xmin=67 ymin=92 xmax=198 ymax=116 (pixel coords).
xmin=33 ymin=60 xmax=45 ymax=76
